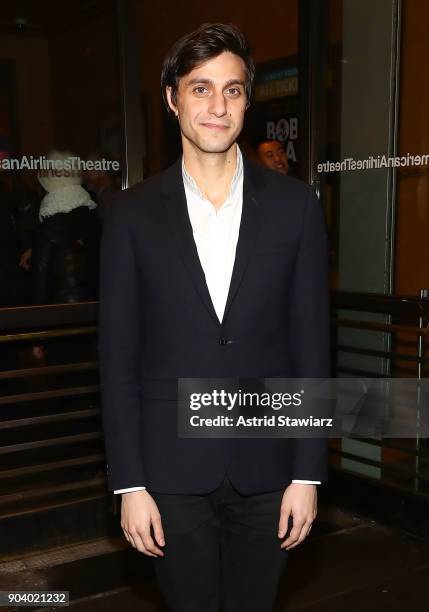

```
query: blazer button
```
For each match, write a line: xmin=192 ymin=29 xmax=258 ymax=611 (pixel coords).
xmin=219 ymin=338 xmax=234 ymax=345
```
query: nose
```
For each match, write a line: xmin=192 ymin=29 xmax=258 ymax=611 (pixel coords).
xmin=207 ymin=90 xmax=227 ymax=117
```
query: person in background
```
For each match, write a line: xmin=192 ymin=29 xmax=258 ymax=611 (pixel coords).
xmin=30 ymin=150 xmax=99 ymax=358
xmin=16 ymin=183 xmax=41 ymax=275
xmin=0 ymin=174 xmax=21 ymax=307
xmin=32 ymin=150 xmax=99 ymax=305
xmin=0 ymin=171 xmax=35 ymax=306
xmin=82 ymin=151 xmax=121 ymax=223
xmin=257 ymin=139 xmax=289 ymax=175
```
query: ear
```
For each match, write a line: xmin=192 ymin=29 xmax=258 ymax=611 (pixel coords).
xmin=166 ymin=86 xmax=178 ymax=116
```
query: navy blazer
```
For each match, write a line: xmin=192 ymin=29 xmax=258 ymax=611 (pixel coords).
xmin=98 ymin=153 xmax=330 ymax=494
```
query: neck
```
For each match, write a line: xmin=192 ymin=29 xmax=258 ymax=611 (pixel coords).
xmin=182 ymin=141 xmax=238 ymax=210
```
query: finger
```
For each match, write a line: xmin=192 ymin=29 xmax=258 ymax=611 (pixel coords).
xmin=285 ymin=520 xmax=312 ymax=548
xmin=123 ymin=528 xmax=137 ymax=549
xmin=142 ymin=530 xmax=164 ymax=556
xmin=278 ymin=507 xmax=291 ymax=538
xmin=122 ymin=528 xmax=131 ymax=544
xmin=131 ymin=530 xmax=158 ymax=557
xmin=288 ymin=524 xmax=311 ymax=549
xmin=152 ymin=516 xmax=165 ymax=547
xmin=280 ymin=516 xmax=306 ymax=548
xmin=282 ymin=520 xmax=312 ymax=550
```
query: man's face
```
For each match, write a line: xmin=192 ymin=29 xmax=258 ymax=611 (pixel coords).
xmin=166 ymin=51 xmax=248 ymax=154
xmin=257 ymin=141 xmax=288 ymax=174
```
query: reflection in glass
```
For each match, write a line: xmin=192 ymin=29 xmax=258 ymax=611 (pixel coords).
xmin=33 ymin=150 xmax=98 ymax=305
xmin=0 ymin=0 xmax=122 ymax=308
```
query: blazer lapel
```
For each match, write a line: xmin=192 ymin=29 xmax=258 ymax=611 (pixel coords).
xmin=162 ymin=156 xmax=220 ymax=325
xmin=161 ymin=152 xmax=266 ymax=327
xmin=221 ymin=154 xmax=264 ymax=325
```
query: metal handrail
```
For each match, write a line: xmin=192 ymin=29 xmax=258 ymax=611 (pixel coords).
xmin=0 ymin=301 xmax=98 ymax=330
xmin=332 ymin=290 xmax=429 ymax=318
xmin=333 ymin=317 xmax=429 ymax=335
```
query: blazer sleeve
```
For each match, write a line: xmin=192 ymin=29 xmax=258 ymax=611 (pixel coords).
xmin=288 ymin=186 xmax=331 ymax=482
xmin=98 ymin=199 xmax=146 ymax=491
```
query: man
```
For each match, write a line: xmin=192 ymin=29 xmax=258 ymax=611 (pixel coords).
xmin=99 ymin=23 xmax=330 ymax=612
xmin=82 ymin=152 xmax=120 ymax=222
xmin=257 ymin=139 xmax=289 ymax=174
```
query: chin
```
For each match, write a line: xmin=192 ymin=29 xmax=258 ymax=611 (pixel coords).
xmin=196 ymin=138 xmax=236 ymax=154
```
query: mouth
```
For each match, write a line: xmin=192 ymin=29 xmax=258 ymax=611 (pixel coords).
xmin=200 ymin=123 xmax=229 ymax=130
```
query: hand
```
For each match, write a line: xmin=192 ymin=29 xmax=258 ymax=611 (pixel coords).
xmin=32 ymin=345 xmax=45 ymax=360
xmin=278 ymin=483 xmax=317 ymax=550
xmin=121 ymin=489 xmax=165 ymax=557
xmin=19 ymin=248 xmax=32 ymax=271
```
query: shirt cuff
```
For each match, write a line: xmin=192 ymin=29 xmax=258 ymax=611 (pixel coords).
xmin=291 ymin=479 xmax=321 ymax=485
xmin=114 ymin=486 xmax=146 ymax=494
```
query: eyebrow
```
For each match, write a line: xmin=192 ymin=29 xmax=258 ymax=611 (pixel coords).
xmin=185 ymin=78 xmax=245 ymax=88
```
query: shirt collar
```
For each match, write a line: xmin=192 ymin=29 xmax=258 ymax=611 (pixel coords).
xmin=181 ymin=144 xmax=243 ymax=203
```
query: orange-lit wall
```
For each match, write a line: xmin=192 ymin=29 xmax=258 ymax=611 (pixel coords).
xmin=48 ymin=7 xmax=120 ymax=158
xmin=395 ymin=0 xmax=429 ymax=295
xmin=0 ymin=34 xmax=54 ymax=161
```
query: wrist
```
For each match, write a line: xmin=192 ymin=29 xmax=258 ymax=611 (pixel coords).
xmin=122 ymin=489 xmax=147 ymax=496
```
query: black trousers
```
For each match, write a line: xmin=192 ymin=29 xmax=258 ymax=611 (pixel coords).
xmin=149 ymin=475 xmax=289 ymax=612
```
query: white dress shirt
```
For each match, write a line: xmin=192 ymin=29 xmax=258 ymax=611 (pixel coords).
xmin=114 ymin=145 xmax=320 ymax=493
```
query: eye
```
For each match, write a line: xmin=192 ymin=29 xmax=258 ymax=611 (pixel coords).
xmin=193 ymin=86 xmax=208 ymax=95
xmin=226 ymin=87 xmax=241 ymax=96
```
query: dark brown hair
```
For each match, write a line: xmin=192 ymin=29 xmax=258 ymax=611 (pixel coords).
xmin=161 ymin=23 xmax=255 ymax=116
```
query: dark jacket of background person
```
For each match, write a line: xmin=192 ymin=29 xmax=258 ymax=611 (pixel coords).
xmin=32 ymin=205 xmax=99 ymax=304
xmin=0 ymin=178 xmax=36 ymax=307
xmin=15 ymin=188 xmax=41 ymax=254
xmin=98 ymin=153 xmax=331 ymax=495
xmin=0 ymin=196 xmax=21 ymax=307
